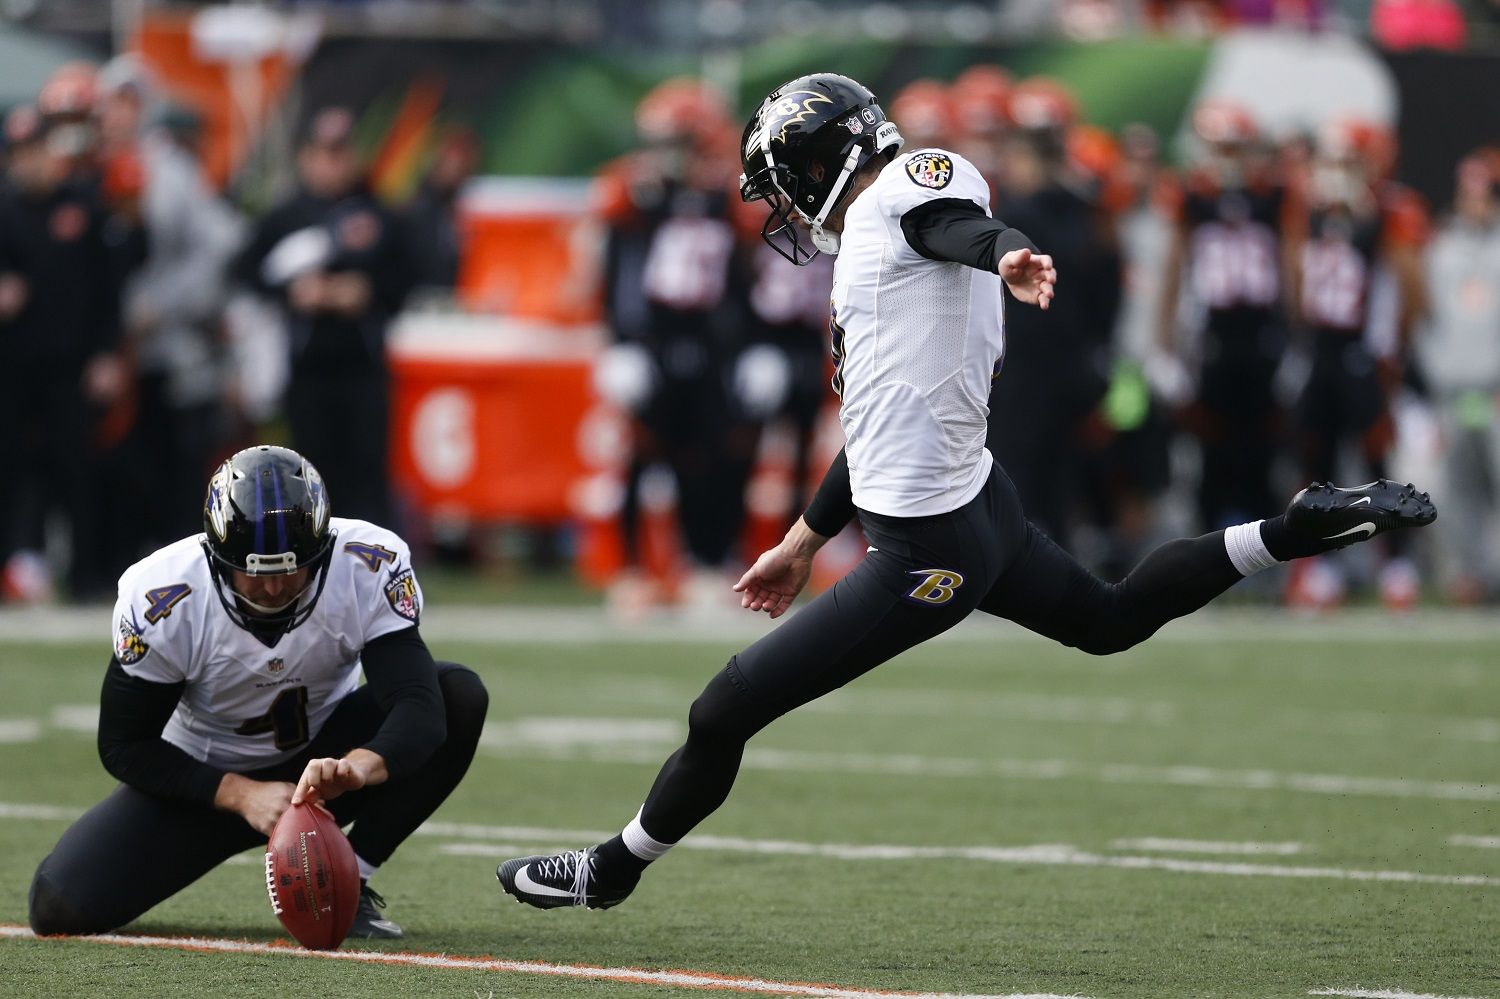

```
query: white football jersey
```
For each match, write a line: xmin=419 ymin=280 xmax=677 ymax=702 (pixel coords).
xmin=110 ymin=518 xmax=423 ymax=770
xmin=831 ymin=147 xmax=1006 ymax=518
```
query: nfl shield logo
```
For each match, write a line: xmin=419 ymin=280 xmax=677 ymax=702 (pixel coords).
xmin=266 ymin=657 xmax=285 ymax=675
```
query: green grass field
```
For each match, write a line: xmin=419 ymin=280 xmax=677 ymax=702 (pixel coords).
xmin=1 ymin=608 xmax=1497 ymax=998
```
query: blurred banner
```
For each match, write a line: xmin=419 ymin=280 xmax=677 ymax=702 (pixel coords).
xmin=247 ymin=32 xmax=1500 ymax=208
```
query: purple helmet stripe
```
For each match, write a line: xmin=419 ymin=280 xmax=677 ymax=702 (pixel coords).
xmin=253 ymin=471 xmax=266 ymax=554
xmin=271 ymin=467 xmax=288 ymax=553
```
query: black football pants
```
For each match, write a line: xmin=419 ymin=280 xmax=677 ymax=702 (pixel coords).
xmin=27 ymin=663 xmax=487 ymax=936
xmin=637 ymin=466 xmax=1244 ymax=843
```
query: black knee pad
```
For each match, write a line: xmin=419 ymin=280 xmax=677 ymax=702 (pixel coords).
xmin=687 ymin=661 xmax=774 ymax=745
xmin=29 ymin=866 xmax=105 ymax=936
xmin=436 ymin=663 xmax=489 ymax=743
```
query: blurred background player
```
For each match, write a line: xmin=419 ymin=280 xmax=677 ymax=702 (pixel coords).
xmin=594 ymin=78 xmax=756 ymax=613
xmin=96 ymin=55 xmax=245 ymax=554
xmin=889 ymin=79 xmax=955 ymax=152
xmin=740 ymin=222 xmax=836 ymax=530
xmin=987 ymin=77 xmax=1121 ymax=554
xmin=404 ymin=125 xmax=480 ymax=292
xmin=1420 ymin=151 xmax=1500 ymax=604
xmin=238 ymin=108 xmax=419 ymax=531
xmin=1285 ymin=117 xmax=1430 ymax=608
xmin=0 ymin=99 xmax=130 ymax=602
xmin=1072 ymin=121 xmax=1177 ymax=576
xmin=1163 ymin=99 xmax=1290 ymax=535
xmin=949 ymin=65 xmax=1013 ymax=197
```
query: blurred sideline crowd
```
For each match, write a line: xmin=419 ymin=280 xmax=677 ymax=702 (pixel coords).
xmin=0 ymin=56 xmax=473 ymax=603
xmin=4 ymin=57 xmax=1500 ymax=611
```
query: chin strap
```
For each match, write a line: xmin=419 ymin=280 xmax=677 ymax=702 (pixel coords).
xmin=805 ymin=144 xmax=865 ymax=255
xmin=234 ymin=587 xmax=308 ymax=616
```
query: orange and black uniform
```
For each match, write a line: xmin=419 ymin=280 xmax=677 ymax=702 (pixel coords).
xmin=598 ymin=156 xmax=755 ymax=568
xmin=1294 ymin=189 xmax=1428 ymax=486
xmin=1177 ymin=172 xmax=1291 ymax=529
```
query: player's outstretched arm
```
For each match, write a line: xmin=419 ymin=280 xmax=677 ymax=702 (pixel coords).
xmin=998 ymin=247 xmax=1057 ymax=310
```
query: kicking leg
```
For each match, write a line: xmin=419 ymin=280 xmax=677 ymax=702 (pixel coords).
xmin=498 ymin=486 xmax=1012 ymax=909
xmin=983 ymin=480 xmax=1436 ymax=654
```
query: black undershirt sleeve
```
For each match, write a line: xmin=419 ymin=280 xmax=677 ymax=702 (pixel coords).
xmin=97 ymin=658 xmax=226 ymax=807
xmin=900 ymin=198 xmax=1038 ymax=273
xmin=358 ymin=626 xmax=446 ymax=779
xmin=803 ymin=447 xmax=856 ymax=538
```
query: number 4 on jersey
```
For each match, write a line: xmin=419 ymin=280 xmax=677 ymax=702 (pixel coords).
xmin=344 ymin=541 xmax=397 ymax=573
xmin=143 ymin=584 xmax=191 ymax=624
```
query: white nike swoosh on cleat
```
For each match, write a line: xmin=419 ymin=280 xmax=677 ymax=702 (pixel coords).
xmin=514 ymin=866 xmax=577 ymax=899
xmin=1324 ymin=521 xmax=1377 ymax=541
xmin=1349 ymin=496 xmax=1373 ymax=507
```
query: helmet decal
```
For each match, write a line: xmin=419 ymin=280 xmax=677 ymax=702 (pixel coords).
xmin=303 ymin=462 xmax=330 ymax=535
xmin=206 ymin=463 xmax=232 ymax=542
xmin=762 ymin=90 xmax=834 ymax=145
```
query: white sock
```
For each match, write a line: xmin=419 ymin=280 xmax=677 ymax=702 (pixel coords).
xmin=1224 ymin=520 xmax=1279 ymax=577
xmin=620 ymin=807 xmax=674 ymax=863
xmin=356 ymin=853 xmax=379 ymax=883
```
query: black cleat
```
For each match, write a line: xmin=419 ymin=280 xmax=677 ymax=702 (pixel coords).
xmin=497 ymin=848 xmax=637 ymax=910
xmin=347 ymin=882 xmax=403 ymax=939
xmin=1285 ymin=480 xmax=1436 ymax=551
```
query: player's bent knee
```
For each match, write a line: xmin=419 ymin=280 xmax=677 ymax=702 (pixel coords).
xmin=686 ymin=663 xmax=767 ymax=745
xmin=28 ymin=868 xmax=111 ymax=936
xmin=436 ymin=663 xmax=489 ymax=743
xmin=1070 ymin=624 xmax=1146 ymax=657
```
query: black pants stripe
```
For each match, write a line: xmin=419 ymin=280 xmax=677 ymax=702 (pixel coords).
xmin=28 ymin=662 xmax=488 ymax=936
xmin=638 ymin=466 xmax=1243 ymax=844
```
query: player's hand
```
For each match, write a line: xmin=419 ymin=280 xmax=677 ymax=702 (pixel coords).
xmin=325 ymin=273 xmax=372 ymax=316
xmin=998 ymin=247 xmax=1056 ymax=311
xmin=293 ymin=756 xmax=367 ymax=807
xmin=288 ymin=272 xmax=326 ymax=312
xmin=82 ymin=351 xmax=130 ymax=405
xmin=0 ymin=272 xmax=28 ymax=321
xmin=733 ymin=542 xmax=813 ymax=619
xmin=217 ymin=774 xmax=295 ymax=836
xmin=735 ymin=516 xmax=831 ymax=619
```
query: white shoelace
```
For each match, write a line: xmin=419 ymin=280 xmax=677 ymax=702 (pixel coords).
xmin=538 ymin=849 xmax=596 ymax=907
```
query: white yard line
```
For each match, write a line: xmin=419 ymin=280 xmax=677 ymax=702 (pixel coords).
xmin=422 ymin=827 xmax=1497 ymax=889
xmin=1310 ymin=989 xmax=1489 ymax=999
xmin=799 ymin=690 xmax=1178 ymax=726
xmin=1448 ymin=835 xmax=1500 ymax=850
xmin=1107 ymin=838 xmax=1305 ymax=855
xmin=10 ymin=604 xmax=1500 ymax=645
xmin=3 ymin=803 xmax=1492 ymax=892
xmin=48 ymin=704 xmax=98 ymax=732
xmin=0 ymin=719 xmax=43 ymax=744
xmin=480 ymin=742 xmax=1500 ymax=803
xmin=0 ymin=802 xmax=79 ymax=820
xmin=0 ymin=925 xmax=1089 ymax=999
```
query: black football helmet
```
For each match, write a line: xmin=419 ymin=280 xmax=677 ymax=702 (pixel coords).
xmin=202 ymin=445 xmax=335 ymax=637
xmin=739 ymin=73 xmax=904 ymax=265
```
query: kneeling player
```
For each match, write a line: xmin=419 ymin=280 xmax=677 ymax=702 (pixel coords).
xmin=29 ymin=445 xmax=488 ymax=939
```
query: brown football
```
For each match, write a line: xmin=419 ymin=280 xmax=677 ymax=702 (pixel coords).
xmin=264 ymin=802 xmax=360 ymax=950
